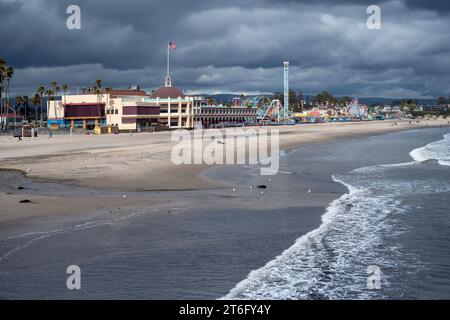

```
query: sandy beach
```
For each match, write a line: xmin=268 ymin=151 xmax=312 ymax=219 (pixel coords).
xmin=1 ymin=121 xmax=449 ymax=299
xmin=0 ymin=119 xmax=448 ymax=225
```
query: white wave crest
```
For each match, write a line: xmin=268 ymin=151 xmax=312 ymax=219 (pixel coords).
xmin=222 ymin=175 xmax=403 ymax=300
xmin=409 ymin=133 xmax=450 ymax=166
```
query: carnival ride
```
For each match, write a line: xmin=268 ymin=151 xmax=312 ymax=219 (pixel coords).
xmin=250 ymin=95 xmax=293 ymax=124
xmin=347 ymin=98 xmax=368 ymax=119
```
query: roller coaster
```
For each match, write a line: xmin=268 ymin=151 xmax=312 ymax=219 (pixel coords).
xmin=250 ymin=96 xmax=292 ymax=124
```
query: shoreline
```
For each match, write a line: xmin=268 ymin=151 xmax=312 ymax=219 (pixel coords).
xmin=1 ymin=124 xmax=449 ymax=298
xmin=0 ymin=119 xmax=449 ymax=225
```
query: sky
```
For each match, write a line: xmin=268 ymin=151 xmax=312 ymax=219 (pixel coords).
xmin=1 ymin=0 xmax=450 ymax=98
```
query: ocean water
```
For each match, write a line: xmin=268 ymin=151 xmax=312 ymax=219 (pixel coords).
xmin=225 ymin=130 xmax=450 ymax=299
xmin=0 ymin=127 xmax=449 ymax=299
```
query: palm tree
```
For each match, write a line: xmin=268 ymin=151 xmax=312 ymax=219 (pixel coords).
xmin=94 ymin=80 xmax=102 ymax=126
xmin=37 ymin=86 xmax=45 ymax=125
xmin=93 ymin=86 xmax=101 ymax=125
xmin=51 ymin=81 xmax=60 ymax=123
xmin=22 ymin=96 xmax=29 ymax=121
xmin=105 ymin=87 xmax=112 ymax=125
xmin=62 ymin=84 xmax=68 ymax=107
xmin=5 ymin=66 xmax=14 ymax=117
xmin=0 ymin=58 xmax=6 ymax=130
xmin=14 ymin=96 xmax=22 ymax=125
xmin=32 ymin=94 xmax=40 ymax=124
xmin=45 ymin=89 xmax=54 ymax=124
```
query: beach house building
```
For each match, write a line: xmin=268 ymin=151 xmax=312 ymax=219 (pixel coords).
xmin=47 ymin=84 xmax=194 ymax=131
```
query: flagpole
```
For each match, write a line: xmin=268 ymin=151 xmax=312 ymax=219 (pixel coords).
xmin=167 ymin=41 xmax=170 ymax=79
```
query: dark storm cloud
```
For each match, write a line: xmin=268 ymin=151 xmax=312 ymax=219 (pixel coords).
xmin=1 ymin=0 xmax=450 ymax=98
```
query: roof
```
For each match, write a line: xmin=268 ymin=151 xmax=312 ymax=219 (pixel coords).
xmin=151 ymin=86 xmax=185 ymax=99
xmin=103 ymin=89 xmax=149 ymax=97
xmin=65 ymin=103 xmax=105 ymax=106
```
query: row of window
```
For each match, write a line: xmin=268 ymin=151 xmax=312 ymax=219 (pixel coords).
xmin=106 ymin=109 xmax=119 ymax=114
xmin=196 ymin=117 xmax=251 ymax=120
xmin=160 ymin=108 xmax=187 ymax=114
xmin=195 ymin=109 xmax=255 ymax=115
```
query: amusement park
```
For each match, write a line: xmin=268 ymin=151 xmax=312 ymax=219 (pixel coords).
xmin=1 ymin=54 xmax=415 ymax=134
xmin=192 ymin=61 xmax=399 ymax=129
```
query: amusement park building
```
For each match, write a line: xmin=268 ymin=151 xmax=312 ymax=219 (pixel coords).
xmin=47 ymin=74 xmax=196 ymax=130
xmin=193 ymin=105 xmax=257 ymax=128
xmin=47 ymin=82 xmax=258 ymax=130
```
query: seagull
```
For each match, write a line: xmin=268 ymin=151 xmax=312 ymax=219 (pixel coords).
xmin=261 ymin=190 xmax=264 ymax=195
xmin=123 ymin=195 xmax=127 ymax=199
xmin=307 ymin=189 xmax=311 ymax=195
xmin=232 ymin=188 xmax=236 ymax=192
xmin=250 ymin=186 xmax=253 ymax=189
xmin=26 ymin=168 xmax=31 ymax=173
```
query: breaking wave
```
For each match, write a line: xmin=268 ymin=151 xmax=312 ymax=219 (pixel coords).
xmin=223 ymin=133 xmax=450 ymax=299
xmin=410 ymin=133 xmax=450 ymax=166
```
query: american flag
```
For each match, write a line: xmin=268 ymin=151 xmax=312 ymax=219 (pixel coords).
xmin=168 ymin=41 xmax=176 ymax=49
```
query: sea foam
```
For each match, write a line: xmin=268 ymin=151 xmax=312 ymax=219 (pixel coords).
xmin=410 ymin=133 xmax=450 ymax=166
xmin=223 ymin=133 xmax=450 ymax=300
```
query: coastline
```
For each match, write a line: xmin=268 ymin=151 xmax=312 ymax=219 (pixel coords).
xmin=1 ymin=123 xmax=449 ymax=298
xmin=0 ymin=119 xmax=448 ymax=225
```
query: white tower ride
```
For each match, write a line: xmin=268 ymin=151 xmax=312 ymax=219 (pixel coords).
xmin=283 ymin=61 xmax=289 ymax=115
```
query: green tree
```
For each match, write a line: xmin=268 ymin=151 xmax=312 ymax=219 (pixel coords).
xmin=288 ymin=89 xmax=298 ymax=110
xmin=51 ymin=81 xmax=60 ymax=122
xmin=1 ymin=59 xmax=15 ymax=130
xmin=437 ymin=96 xmax=449 ymax=105
xmin=32 ymin=94 xmax=40 ymax=123
xmin=340 ymin=96 xmax=352 ymax=106
xmin=14 ymin=96 xmax=22 ymax=124
xmin=22 ymin=95 xmax=29 ymax=121
xmin=206 ymin=97 xmax=216 ymax=105
xmin=105 ymin=87 xmax=112 ymax=124
xmin=37 ymin=86 xmax=45 ymax=125
xmin=45 ymin=89 xmax=54 ymax=123
xmin=5 ymin=66 xmax=14 ymax=116
xmin=62 ymin=84 xmax=68 ymax=106
xmin=0 ymin=58 xmax=5 ymax=129
xmin=314 ymin=91 xmax=337 ymax=106
xmin=272 ymin=92 xmax=283 ymax=102
xmin=93 ymin=80 xmax=102 ymax=123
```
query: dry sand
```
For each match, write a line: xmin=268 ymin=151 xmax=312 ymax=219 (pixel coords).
xmin=0 ymin=118 xmax=448 ymax=223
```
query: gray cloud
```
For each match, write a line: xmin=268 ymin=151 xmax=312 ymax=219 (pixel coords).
xmin=1 ymin=0 xmax=450 ymax=98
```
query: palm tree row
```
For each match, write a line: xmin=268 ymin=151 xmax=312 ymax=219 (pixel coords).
xmin=14 ymin=95 xmax=30 ymax=122
xmin=0 ymin=58 xmax=15 ymax=130
xmin=36 ymin=81 xmax=69 ymax=127
xmin=1 ymin=57 xmax=74 ymax=128
xmin=93 ymin=79 xmax=102 ymax=119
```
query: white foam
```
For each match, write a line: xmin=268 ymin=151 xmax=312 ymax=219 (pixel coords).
xmin=222 ymin=176 xmax=399 ymax=299
xmin=409 ymin=133 xmax=450 ymax=166
xmin=222 ymin=133 xmax=450 ymax=299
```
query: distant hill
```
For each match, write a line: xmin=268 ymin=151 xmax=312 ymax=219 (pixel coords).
xmin=356 ymin=97 xmax=436 ymax=106
xmin=199 ymin=94 xmax=438 ymax=106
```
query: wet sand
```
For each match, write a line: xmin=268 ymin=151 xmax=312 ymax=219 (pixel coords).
xmin=0 ymin=121 xmax=449 ymax=298
xmin=0 ymin=119 xmax=448 ymax=225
